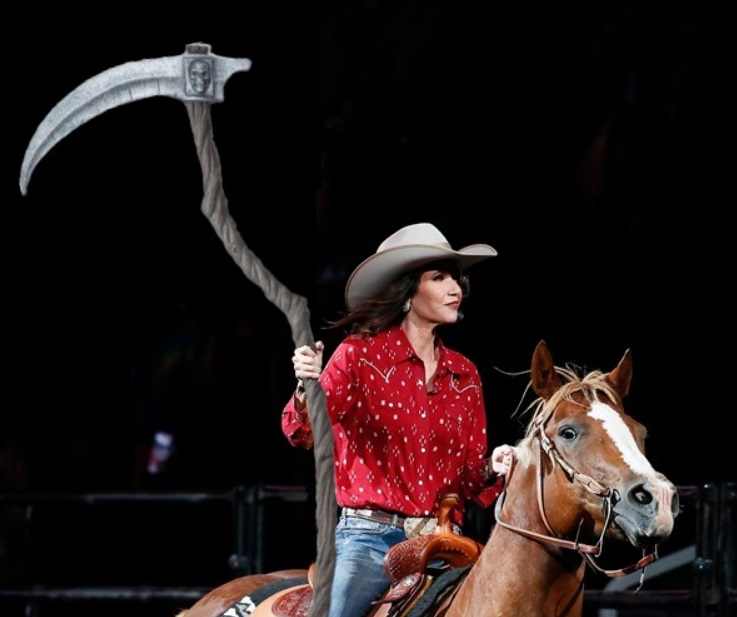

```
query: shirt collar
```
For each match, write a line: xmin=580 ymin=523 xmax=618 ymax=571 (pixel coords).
xmin=372 ymin=325 xmax=466 ymax=378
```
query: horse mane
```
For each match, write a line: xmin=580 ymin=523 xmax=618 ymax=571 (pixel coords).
xmin=513 ymin=363 xmax=623 ymax=468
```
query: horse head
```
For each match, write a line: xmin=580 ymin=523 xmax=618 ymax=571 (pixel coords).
xmin=520 ymin=339 xmax=679 ymax=555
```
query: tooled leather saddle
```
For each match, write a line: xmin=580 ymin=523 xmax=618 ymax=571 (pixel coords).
xmin=265 ymin=494 xmax=482 ymax=617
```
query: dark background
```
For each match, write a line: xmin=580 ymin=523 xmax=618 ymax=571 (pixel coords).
xmin=5 ymin=2 xmax=735 ymax=615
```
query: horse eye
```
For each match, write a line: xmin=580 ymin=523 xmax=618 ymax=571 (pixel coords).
xmin=559 ymin=426 xmax=578 ymax=441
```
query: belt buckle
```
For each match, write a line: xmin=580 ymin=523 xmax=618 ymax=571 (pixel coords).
xmin=403 ymin=516 xmax=437 ymax=538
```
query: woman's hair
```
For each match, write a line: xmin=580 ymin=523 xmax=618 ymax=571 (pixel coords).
xmin=328 ymin=260 xmax=470 ymax=337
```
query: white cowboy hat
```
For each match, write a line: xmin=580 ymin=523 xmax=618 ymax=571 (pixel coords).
xmin=344 ymin=222 xmax=497 ymax=310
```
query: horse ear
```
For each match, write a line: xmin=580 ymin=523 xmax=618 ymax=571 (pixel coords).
xmin=531 ymin=340 xmax=561 ymax=401
xmin=605 ymin=349 xmax=633 ymax=398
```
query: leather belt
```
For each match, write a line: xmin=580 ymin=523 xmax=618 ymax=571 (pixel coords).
xmin=343 ymin=507 xmax=405 ymax=526
xmin=342 ymin=507 xmax=462 ymax=536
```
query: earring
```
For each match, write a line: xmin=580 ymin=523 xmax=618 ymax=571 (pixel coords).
xmin=402 ymin=299 xmax=412 ymax=313
xmin=457 ymin=310 xmax=465 ymax=321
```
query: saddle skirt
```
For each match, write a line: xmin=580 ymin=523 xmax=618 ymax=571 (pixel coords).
xmin=271 ymin=585 xmax=312 ymax=617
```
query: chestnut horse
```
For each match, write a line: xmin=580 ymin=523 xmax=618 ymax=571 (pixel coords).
xmin=176 ymin=340 xmax=679 ymax=617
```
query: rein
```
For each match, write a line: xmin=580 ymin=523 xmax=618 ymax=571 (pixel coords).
xmin=494 ymin=414 xmax=658 ymax=585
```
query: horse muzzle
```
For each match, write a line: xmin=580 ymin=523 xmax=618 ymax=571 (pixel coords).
xmin=610 ymin=475 xmax=679 ymax=548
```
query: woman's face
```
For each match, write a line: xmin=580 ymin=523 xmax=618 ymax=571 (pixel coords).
xmin=409 ymin=268 xmax=463 ymax=326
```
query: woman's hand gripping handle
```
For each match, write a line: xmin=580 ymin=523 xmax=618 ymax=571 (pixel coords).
xmin=292 ymin=341 xmax=324 ymax=408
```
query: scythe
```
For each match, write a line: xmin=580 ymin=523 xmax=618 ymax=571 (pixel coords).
xmin=18 ymin=41 xmax=335 ymax=617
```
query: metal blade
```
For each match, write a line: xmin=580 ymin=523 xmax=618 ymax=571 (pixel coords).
xmin=20 ymin=47 xmax=251 ymax=194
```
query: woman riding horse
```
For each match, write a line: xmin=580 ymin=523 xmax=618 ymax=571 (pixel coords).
xmin=177 ymin=340 xmax=679 ymax=617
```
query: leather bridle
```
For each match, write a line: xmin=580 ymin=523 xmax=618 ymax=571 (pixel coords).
xmin=493 ymin=399 xmax=659 ymax=586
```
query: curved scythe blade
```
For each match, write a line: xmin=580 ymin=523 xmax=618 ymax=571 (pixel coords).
xmin=19 ymin=45 xmax=251 ymax=195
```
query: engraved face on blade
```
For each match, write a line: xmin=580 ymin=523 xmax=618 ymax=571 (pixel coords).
xmin=188 ymin=59 xmax=212 ymax=94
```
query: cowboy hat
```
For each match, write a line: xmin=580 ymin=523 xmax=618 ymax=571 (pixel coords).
xmin=344 ymin=222 xmax=497 ymax=310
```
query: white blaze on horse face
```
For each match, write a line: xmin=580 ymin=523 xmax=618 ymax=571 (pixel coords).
xmin=588 ymin=401 xmax=656 ymax=477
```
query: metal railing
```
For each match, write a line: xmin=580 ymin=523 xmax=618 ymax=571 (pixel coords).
xmin=0 ymin=484 xmax=309 ymax=615
xmin=0 ymin=483 xmax=734 ymax=616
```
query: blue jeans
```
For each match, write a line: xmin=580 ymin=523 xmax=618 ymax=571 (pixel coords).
xmin=328 ymin=512 xmax=406 ymax=617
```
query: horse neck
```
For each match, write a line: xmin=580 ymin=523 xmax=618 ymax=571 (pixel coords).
xmin=445 ymin=458 xmax=587 ymax=617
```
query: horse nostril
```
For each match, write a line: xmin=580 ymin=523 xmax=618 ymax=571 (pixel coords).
xmin=672 ymin=490 xmax=681 ymax=517
xmin=630 ymin=485 xmax=653 ymax=506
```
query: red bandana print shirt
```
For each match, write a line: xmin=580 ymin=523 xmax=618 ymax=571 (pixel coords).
xmin=281 ymin=325 xmax=503 ymax=525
